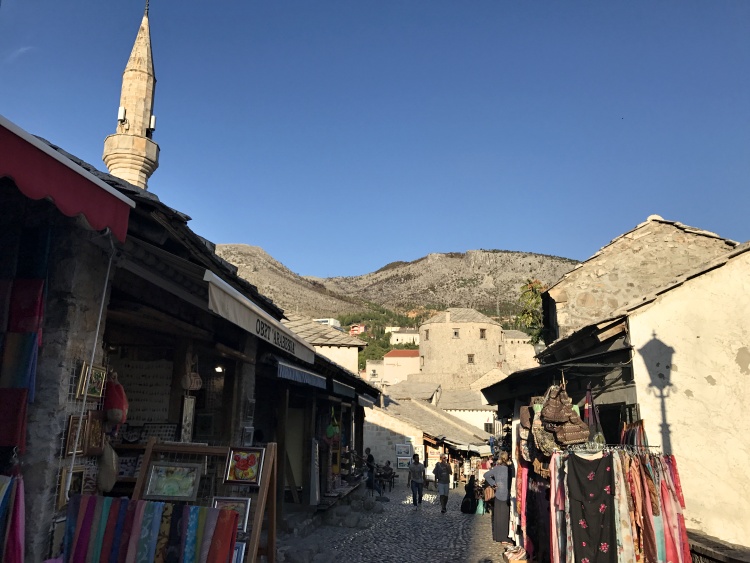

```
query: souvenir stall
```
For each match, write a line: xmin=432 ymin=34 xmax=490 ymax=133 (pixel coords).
xmin=509 ymin=380 xmax=690 ymax=562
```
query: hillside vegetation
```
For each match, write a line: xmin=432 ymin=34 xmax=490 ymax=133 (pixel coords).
xmin=215 ymin=245 xmax=578 ymax=323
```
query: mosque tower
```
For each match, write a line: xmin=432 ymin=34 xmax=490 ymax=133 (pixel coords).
xmin=102 ymin=2 xmax=159 ymax=189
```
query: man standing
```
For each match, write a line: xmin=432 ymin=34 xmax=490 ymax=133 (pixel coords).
xmin=432 ymin=453 xmax=453 ymax=513
xmin=364 ymin=447 xmax=382 ymax=496
xmin=407 ymin=453 xmax=426 ymax=509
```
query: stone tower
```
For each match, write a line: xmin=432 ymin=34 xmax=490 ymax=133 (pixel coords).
xmin=102 ymin=3 xmax=159 ymax=189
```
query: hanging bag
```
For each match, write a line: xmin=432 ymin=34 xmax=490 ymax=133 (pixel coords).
xmin=103 ymin=372 xmax=129 ymax=425
xmin=585 ymin=384 xmax=606 ymax=449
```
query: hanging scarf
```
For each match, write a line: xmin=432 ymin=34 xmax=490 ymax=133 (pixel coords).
xmin=207 ymin=509 xmax=239 ymax=563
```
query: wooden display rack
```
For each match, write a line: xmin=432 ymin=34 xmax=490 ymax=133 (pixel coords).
xmin=131 ymin=437 xmax=277 ymax=563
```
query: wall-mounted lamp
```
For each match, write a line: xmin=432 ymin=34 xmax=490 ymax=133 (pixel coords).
xmin=215 ymin=365 xmax=224 ymax=373
xmin=117 ymin=106 xmax=126 ymax=122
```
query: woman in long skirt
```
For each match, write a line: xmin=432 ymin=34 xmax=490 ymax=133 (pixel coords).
xmin=484 ymin=452 xmax=515 ymax=544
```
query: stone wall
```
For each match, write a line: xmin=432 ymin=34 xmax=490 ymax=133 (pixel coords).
xmin=629 ymin=251 xmax=750 ymax=547
xmin=363 ymin=407 xmax=423 ymax=474
xmin=0 ymin=188 xmax=114 ymax=561
xmin=420 ymin=319 xmax=503 ymax=377
xmin=547 ymin=218 xmax=737 ymax=340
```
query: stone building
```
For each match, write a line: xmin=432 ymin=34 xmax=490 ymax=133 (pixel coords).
xmin=544 ymin=214 xmax=738 ymax=342
xmin=282 ymin=313 xmax=366 ymax=374
xmin=483 ymin=218 xmax=750 ymax=554
xmin=388 ymin=327 xmax=419 ymax=346
xmin=418 ymin=308 xmax=504 ymax=384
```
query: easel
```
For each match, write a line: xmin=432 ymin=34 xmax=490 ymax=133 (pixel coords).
xmin=131 ymin=438 xmax=277 ymax=562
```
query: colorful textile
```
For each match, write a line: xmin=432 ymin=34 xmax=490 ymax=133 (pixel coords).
xmin=111 ymin=498 xmax=131 ymax=563
xmin=72 ymin=494 xmax=96 ymax=563
xmin=100 ymin=498 xmax=120 ymax=563
xmin=0 ymin=389 xmax=27 ymax=457
xmin=85 ymin=495 xmax=107 ymax=563
xmin=125 ymin=500 xmax=147 ymax=563
xmin=611 ymin=452 xmax=635 ymax=562
xmin=199 ymin=508 xmax=219 ymax=562
xmin=0 ymin=332 xmax=38 ymax=400
xmin=7 ymin=279 xmax=44 ymax=334
xmin=154 ymin=501 xmax=173 ymax=563
xmin=183 ymin=506 xmax=200 ymax=563
xmin=2 ymin=476 xmax=24 ymax=563
xmin=165 ymin=503 xmax=185 ymax=563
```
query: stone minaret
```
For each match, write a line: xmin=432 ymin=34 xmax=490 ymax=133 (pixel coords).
xmin=103 ymin=3 xmax=159 ymax=189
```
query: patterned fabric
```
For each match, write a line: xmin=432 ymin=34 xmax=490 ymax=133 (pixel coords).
xmin=611 ymin=452 xmax=635 ymax=562
xmin=199 ymin=508 xmax=219 ymax=562
xmin=183 ymin=505 xmax=200 ymax=563
xmin=206 ymin=509 xmax=239 ymax=563
xmin=567 ymin=452 xmax=616 ymax=563
xmin=89 ymin=496 xmax=112 ymax=562
xmin=154 ymin=502 xmax=173 ymax=563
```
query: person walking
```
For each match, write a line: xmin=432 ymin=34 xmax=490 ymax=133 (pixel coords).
xmin=364 ymin=447 xmax=383 ymax=496
xmin=483 ymin=451 xmax=515 ymax=545
xmin=432 ymin=453 xmax=453 ymax=513
xmin=407 ymin=453 xmax=426 ymax=509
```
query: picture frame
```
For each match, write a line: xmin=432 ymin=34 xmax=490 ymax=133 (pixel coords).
xmin=396 ymin=457 xmax=411 ymax=469
xmin=143 ymin=461 xmax=202 ymax=502
xmin=224 ymin=447 xmax=265 ymax=486
xmin=240 ymin=426 xmax=254 ymax=447
xmin=57 ymin=465 xmax=85 ymax=510
xmin=413 ymin=445 xmax=425 ymax=460
xmin=180 ymin=396 xmax=196 ymax=442
xmin=64 ymin=415 xmax=87 ymax=457
xmin=212 ymin=496 xmax=252 ymax=532
xmin=76 ymin=362 xmax=107 ymax=400
xmin=394 ymin=443 xmax=411 ymax=457
xmin=233 ymin=542 xmax=246 ymax=563
xmin=84 ymin=410 xmax=105 ymax=456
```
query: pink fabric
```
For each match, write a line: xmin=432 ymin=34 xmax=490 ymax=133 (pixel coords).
xmin=72 ymin=494 xmax=97 ymax=563
xmin=124 ymin=500 xmax=146 ymax=563
xmin=3 ymin=477 xmax=24 ymax=563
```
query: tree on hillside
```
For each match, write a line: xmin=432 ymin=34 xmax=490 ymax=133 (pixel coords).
xmin=518 ymin=278 xmax=546 ymax=344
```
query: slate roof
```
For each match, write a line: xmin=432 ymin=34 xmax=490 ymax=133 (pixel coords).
xmin=282 ymin=313 xmax=367 ymax=348
xmin=504 ymin=330 xmax=530 ymax=340
xmin=381 ymin=397 xmax=490 ymax=445
xmin=385 ymin=381 xmax=439 ymax=401
xmin=470 ymin=367 xmax=510 ymax=390
xmin=549 ymin=215 xmax=739 ymax=293
xmin=436 ymin=389 xmax=495 ymax=411
xmin=422 ymin=307 xmax=500 ymax=326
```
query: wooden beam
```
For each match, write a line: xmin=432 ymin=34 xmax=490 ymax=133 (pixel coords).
xmin=214 ymin=342 xmax=256 ymax=364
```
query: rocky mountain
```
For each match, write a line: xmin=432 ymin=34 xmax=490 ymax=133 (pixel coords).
xmin=215 ymin=244 xmax=579 ymax=320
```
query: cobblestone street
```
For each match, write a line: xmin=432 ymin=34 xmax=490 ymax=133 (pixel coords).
xmin=277 ymin=485 xmax=513 ymax=563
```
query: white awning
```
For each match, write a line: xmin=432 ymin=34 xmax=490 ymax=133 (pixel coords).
xmin=277 ymin=359 xmax=327 ymax=389
xmin=203 ymin=271 xmax=315 ymax=364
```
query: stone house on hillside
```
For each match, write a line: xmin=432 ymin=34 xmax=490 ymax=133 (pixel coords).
xmin=381 ymin=349 xmax=419 ymax=385
xmin=502 ymin=329 xmax=538 ymax=373
xmin=419 ymin=308 xmax=504 ymax=385
xmin=282 ymin=312 xmax=366 ymax=374
xmin=543 ymin=214 xmax=738 ymax=342
xmin=388 ymin=327 xmax=419 ymax=346
xmin=483 ymin=221 xmax=750 ymax=552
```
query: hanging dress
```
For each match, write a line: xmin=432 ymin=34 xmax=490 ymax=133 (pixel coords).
xmin=567 ymin=452 xmax=617 ymax=562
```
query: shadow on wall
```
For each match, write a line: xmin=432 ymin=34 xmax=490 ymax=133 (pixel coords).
xmin=637 ymin=331 xmax=675 ymax=454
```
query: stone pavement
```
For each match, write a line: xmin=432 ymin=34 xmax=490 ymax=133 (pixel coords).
xmin=276 ymin=485 xmax=514 ymax=563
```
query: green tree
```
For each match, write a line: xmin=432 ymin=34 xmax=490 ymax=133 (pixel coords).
xmin=518 ymin=278 xmax=546 ymax=344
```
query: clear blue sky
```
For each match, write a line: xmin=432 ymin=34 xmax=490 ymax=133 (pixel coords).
xmin=2 ymin=1 xmax=749 ymax=277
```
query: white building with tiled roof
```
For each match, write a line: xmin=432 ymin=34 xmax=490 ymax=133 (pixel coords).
xmin=282 ymin=313 xmax=366 ymax=374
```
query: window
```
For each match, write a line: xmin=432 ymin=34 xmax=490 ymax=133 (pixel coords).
xmin=480 ymin=328 xmax=486 ymax=339
xmin=453 ymin=329 xmax=460 ymax=338
xmin=484 ymin=422 xmax=494 ymax=433
xmin=425 ymin=330 xmax=429 ymax=341
xmin=467 ymin=354 xmax=475 ymax=364
xmin=420 ymin=356 xmax=424 ymax=367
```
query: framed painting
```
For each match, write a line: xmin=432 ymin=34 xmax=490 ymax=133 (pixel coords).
xmin=180 ymin=396 xmax=196 ymax=442
xmin=143 ymin=461 xmax=202 ymax=502
xmin=57 ymin=465 xmax=85 ymax=510
xmin=212 ymin=496 xmax=252 ymax=532
xmin=224 ymin=447 xmax=265 ymax=486
xmin=396 ymin=457 xmax=411 ymax=469
xmin=394 ymin=443 xmax=411 ymax=457
xmin=84 ymin=410 xmax=105 ymax=456
xmin=64 ymin=415 xmax=87 ymax=457
xmin=233 ymin=542 xmax=246 ymax=563
xmin=76 ymin=362 xmax=107 ymax=400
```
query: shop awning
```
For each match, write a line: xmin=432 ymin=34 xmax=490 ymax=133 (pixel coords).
xmin=332 ymin=380 xmax=355 ymax=398
xmin=277 ymin=359 xmax=326 ymax=389
xmin=204 ymin=270 xmax=315 ymax=364
xmin=358 ymin=394 xmax=376 ymax=408
xmin=0 ymin=114 xmax=134 ymax=243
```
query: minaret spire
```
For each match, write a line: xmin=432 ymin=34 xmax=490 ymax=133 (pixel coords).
xmin=102 ymin=7 xmax=159 ymax=189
